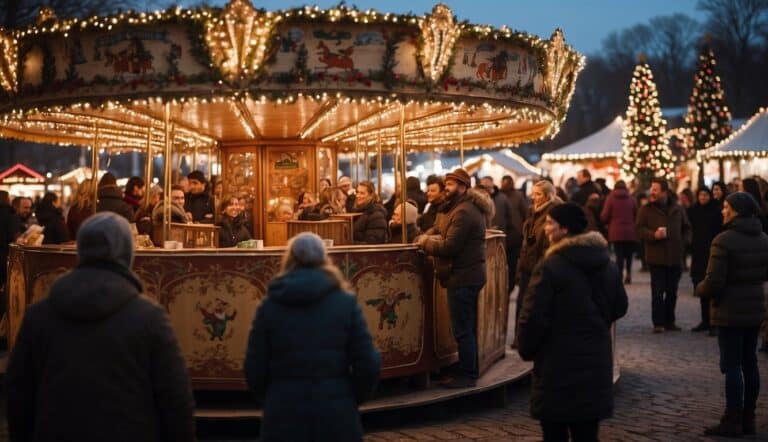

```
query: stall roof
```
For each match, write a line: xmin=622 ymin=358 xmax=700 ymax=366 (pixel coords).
xmin=701 ymin=108 xmax=768 ymax=159
xmin=463 ymin=150 xmax=542 ymax=177
xmin=0 ymin=163 xmax=45 ymax=182
xmin=541 ymin=116 xmax=622 ymax=161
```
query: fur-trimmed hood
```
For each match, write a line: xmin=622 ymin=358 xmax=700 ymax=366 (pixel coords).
xmin=466 ymin=188 xmax=495 ymax=225
xmin=545 ymin=231 xmax=610 ymax=272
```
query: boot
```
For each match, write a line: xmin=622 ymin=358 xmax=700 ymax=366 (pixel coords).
xmin=704 ymin=408 xmax=743 ymax=437
xmin=743 ymin=407 xmax=756 ymax=436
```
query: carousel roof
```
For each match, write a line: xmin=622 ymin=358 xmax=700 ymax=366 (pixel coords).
xmin=541 ymin=116 xmax=622 ymax=161
xmin=701 ymin=108 xmax=768 ymax=159
xmin=0 ymin=2 xmax=584 ymax=153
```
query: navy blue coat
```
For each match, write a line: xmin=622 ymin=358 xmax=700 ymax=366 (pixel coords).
xmin=244 ymin=268 xmax=381 ymax=442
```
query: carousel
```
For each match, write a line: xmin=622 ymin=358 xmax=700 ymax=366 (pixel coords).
xmin=0 ymin=1 xmax=583 ymax=402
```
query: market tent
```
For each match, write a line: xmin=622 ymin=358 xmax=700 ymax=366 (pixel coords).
xmin=701 ymin=108 xmax=768 ymax=159
xmin=462 ymin=150 xmax=542 ymax=179
xmin=541 ymin=116 xmax=623 ymax=162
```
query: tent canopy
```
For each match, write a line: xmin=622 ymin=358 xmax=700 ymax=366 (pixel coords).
xmin=541 ymin=116 xmax=622 ymax=161
xmin=702 ymin=108 xmax=768 ymax=159
xmin=463 ymin=150 xmax=542 ymax=177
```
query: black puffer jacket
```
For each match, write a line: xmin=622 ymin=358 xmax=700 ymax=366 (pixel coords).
xmin=687 ymin=201 xmax=722 ymax=284
xmin=6 ymin=266 xmax=196 ymax=442
xmin=36 ymin=204 xmax=70 ymax=245
xmin=352 ymin=201 xmax=388 ymax=244
xmin=518 ymin=232 xmax=628 ymax=422
xmin=244 ymin=268 xmax=381 ymax=442
xmin=185 ymin=192 xmax=215 ymax=223
xmin=218 ymin=215 xmax=252 ymax=247
xmin=97 ymin=186 xmax=135 ymax=222
xmin=695 ymin=216 xmax=768 ymax=327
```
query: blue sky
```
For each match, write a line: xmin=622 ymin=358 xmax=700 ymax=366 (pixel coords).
xmin=208 ymin=0 xmax=706 ymax=54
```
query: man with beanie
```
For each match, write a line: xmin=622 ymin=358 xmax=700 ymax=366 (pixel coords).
xmin=185 ymin=170 xmax=215 ymax=223
xmin=637 ymin=177 xmax=690 ymax=333
xmin=416 ymin=168 xmax=494 ymax=388
xmin=96 ymin=172 xmax=135 ymax=221
xmin=518 ymin=203 xmax=628 ymax=441
xmin=696 ymin=192 xmax=768 ymax=437
xmin=6 ymin=212 xmax=196 ymax=441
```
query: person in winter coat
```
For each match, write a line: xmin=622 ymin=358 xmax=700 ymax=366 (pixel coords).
xmin=501 ymin=175 xmax=529 ymax=293
xmin=352 ymin=181 xmax=388 ymax=244
xmin=514 ymin=180 xmax=562 ymax=347
xmin=184 ymin=170 xmax=215 ymax=223
xmin=416 ymin=168 xmax=494 ymax=388
xmin=406 ymin=176 xmax=427 ymax=213
xmin=687 ymin=187 xmax=722 ymax=333
xmin=96 ymin=172 xmax=135 ymax=222
xmin=123 ymin=176 xmax=145 ymax=213
xmin=218 ymin=195 xmax=252 ymax=247
xmin=740 ymin=177 xmax=768 ymax=234
xmin=600 ymin=180 xmax=638 ymax=284
xmin=36 ymin=192 xmax=70 ymax=245
xmin=712 ymin=181 xmax=728 ymax=205
xmin=518 ymin=203 xmax=628 ymax=441
xmin=389 ymin=201 xmax=421 ymax=244
xmin=6 ymin=212 xmax=196 ymax=442
xmin=570 ymin=169 xmax=601 ymax=207
xmin=419 ymin=175 xmax=446 ymax=232
xmin=0 ymin=191 xmax=23 ymax=288
xmin=244 ymin=232 xmax=381 ymax=442
xmin=66 ymin=180 xmax=95 ymax=239
xmin=696 ymin=192 xmax=768 ymax=437
xmin=636 ymin=178 xmax=691 ymax=333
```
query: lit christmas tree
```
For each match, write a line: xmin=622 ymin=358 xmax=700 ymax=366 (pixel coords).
xmin=620 ymin=56 xmax=674 ymax=187
xmin=684 ymin=39 xmax=732 ymax=180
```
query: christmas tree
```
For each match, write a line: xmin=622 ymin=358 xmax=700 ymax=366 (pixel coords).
xmin=684 ymin=40 xmax=732 ymax=176
xmin=620 ymin=57 xmax=674 ymax=187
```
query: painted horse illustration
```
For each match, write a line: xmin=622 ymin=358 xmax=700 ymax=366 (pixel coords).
xmin=316 ymin=41 xmax=354 ymax=71
xmin=197 ymin=299 xmax=237 ymax=341
xmin=476 ymin=50 xmax=510 ymax=82
xmin=366 ymin=290 xmax=411 ymax=330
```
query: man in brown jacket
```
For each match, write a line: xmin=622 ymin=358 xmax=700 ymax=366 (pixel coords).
xmin=417 ymin=168 xmax=494 ymax=388
xmin=637 ymin=178 xmax=691 ymax=333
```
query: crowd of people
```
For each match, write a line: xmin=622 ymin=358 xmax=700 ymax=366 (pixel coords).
xmin=3 ymin=164 xmax=768 ymax=441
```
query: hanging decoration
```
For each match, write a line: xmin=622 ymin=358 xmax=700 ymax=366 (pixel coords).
xmin=205 ymin=0 xmax=281 ymax=84
xmin=0 ymin=29 xmax=17 ymax=93
xmin=544 ymin=29 xmax=567 ymax=102
xmin=418 ymin=4 xmax=462 ymax=83
xmin=619 ymin=56 xmax=675 ymax=184
xmin=36 ymin=7 xmax=57 ymax=26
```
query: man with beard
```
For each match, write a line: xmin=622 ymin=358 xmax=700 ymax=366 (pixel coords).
xmin=11 ymin=196 xmax=34 ymax=230
xmin=416 ymin=168 xmax=494 ymax=388
xmin=418 ymin=175 xmax=446 ymax=232
xmin=637 ymin=178 xmax=690 ymax=333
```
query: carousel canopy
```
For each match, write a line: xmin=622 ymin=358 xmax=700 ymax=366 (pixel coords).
xmin=701 ymin=108 xmax=768 ymax=159
xmin=0 ymin=2 xmax=583 ymax=153
xmin=463 ymin=150 xmax=541 ymax=177
xmin=541 ymin=116 xmax=622 ymax=161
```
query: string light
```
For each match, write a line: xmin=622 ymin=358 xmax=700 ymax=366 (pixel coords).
xmin=0 ymin=29 xmax=17 ymax=93
xmin=418 ymin=4 xmax=462 ymax=83
xmin=699 ymin=107 xmax=767 ymax=160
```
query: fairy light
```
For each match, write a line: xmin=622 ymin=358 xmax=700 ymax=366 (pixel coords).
xmin=0 ymin=29 xmax=17 ymax=93
xmin=699 ymin=107 xmax=767 ymax=160
xmin=418 ymin=4 xmax=462 ymax=83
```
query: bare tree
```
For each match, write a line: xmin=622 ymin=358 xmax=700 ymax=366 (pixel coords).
xmin=647 ymin=14 xmax=700 ymax=104
xmin=698 ymin=0 xmax=768 ymax=114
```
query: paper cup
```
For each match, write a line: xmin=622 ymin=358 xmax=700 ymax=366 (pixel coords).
xmin=256 ymin=239 xmax=264 ymax=249
xmin=323 ymin=239 xmax=334 ymax=248
xmin=164 ymin=241 xmax=176 ymax=249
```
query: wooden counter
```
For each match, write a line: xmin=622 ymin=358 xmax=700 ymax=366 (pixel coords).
xmin=7 ymin=233 xmax=509 ymax=390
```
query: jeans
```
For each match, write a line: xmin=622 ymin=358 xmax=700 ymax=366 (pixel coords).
xmin=447 ymin=284 xmax=483 ymax=379
xmin=649 ymin=265 xmax=682 ymax=326
xmin=612 ymin=241 xmax=635 ymax=278
xmin=541 ymin=420 xmax=600 ymax=442
xmin=718 ymin=326 xmax=761 ymax=411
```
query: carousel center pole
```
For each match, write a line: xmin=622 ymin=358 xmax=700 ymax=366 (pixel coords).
xmin=377 ymin=114 xmax=383 ymax=196
xmin=143 ymin=129 xmax=153 ymax=210
xmin=91 ymin=125 xmax=100 ymax=214
xmin=399 ymin=103 xmax=407 ymax=244
xmin=163 ymin=102 xmax=173 ymax=243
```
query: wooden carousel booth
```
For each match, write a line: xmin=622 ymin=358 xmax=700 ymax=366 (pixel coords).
xmin=0 ymin=2 xmax=583 ymax=390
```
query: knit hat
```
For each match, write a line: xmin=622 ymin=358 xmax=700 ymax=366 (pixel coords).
xmin=394 ymin=202 xmax=418 ymax=225
xmin=288 ymin=232 xmax=327 ymax=267
xmin=97 ymin=172 xmax=117 ymax=188
xmin=77 ymin=212 xmax=135 ymax=269
xmin=547 ymin=202 xmax=588 ymax=235
xmin=725 ymin=192 xmax=760 ymax=218
xmin=445 ymin=168 xmax=471 ymax=188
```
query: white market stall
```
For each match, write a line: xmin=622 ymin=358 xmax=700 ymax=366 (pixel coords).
xmin=699 ymin=108 xmax=768 ymax=183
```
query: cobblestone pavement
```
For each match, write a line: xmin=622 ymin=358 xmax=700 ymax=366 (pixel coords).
xmin=361 ymin=267 xmax=768 ymax=442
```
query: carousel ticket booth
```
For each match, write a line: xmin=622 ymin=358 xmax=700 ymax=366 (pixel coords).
xmin=0 ymin=2 xmax=583 ymax=394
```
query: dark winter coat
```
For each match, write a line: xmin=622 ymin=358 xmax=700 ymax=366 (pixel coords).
xmin=0 ymin=204 xmax=22 ymax=282
xmin=218 ymin=215 xmax=252 ymax=247
xmin=6 ymin=265 xmax=196 ymax=442
xmin=636 ymin=198 xmax=691 ymax=267
xmin=571 ymin=180 xmax=601 ymax=206
xmin=423 ymin=189 xmax=494 ymax=289
xmin=36 ymin=204 xmax=70 ymax=245
xmin=244 ymin=268 xmax=381 ymax=442
xmin=417 ymin=199 xmax=444 ymax=232
xmin=66 ymin=204 xmax=94 ymax=240
xmin=123 ymin=194 xmax=142 ymax=212
xmin=695 ymin=217 xmax=768 ymax=327
xmin=352 ymin=200 xmax=388 ymax=244
xmin=600 ymin=188 xmax=638 ymax=242
xmin=501 ymin=188 xmax=529 ymax=249
xmin=687 ymin=201 xmax=722 ymax=283
xmin=489 ymin=186 xmax=517 ymax=248
xmin=516 ymin=198 xmax=562 ymax=283
xmin=185 ymin=192 xmax=215 ymax=223
xmin=518 ymin=232 xmax=628 ymax=422
xmin=388 ymin=222 xmax=421 ymax=244
xmin=97 ymin=186 xmax=135 ymax=222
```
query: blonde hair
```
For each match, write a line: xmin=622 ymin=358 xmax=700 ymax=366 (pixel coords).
xmin=72 ymin=180 xmax=95 ymax=210
xmin=280 ymin=234 xmax=352 ymax=292
xmin=533 ymin=179 xmax=556 ymax=200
